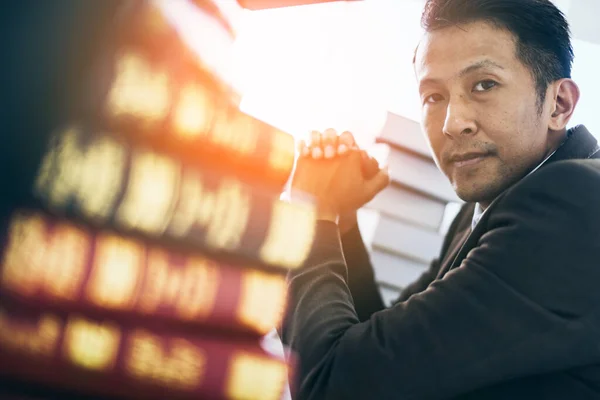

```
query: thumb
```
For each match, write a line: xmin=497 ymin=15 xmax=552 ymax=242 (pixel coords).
xmin=361 ymin=167 xmax=390 ymax=203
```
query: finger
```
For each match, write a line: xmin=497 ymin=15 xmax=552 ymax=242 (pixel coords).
xmin=310 ymin=130 xmax=322 ymax=148
xmin=303 ymin=144 xmax=311 ymax=157
xmin=297 ymin=139 xmax=311 ymax=157
xmin=339 ymin=131 xmax=356 ymax=153
xmin=312 ymin=146 xmax=324 ymax=159
xmin=362 ymin=168 xmax=391 ymax=203
xmin=361 ymin=152 xmax=380 ymax=179
xmin=322 ymin=128 xmax=338 ymax=159
xmin=309 ymin=130 xmax=324 ymax=159
xmin=337 ymin=143 xmax=349 ymax=154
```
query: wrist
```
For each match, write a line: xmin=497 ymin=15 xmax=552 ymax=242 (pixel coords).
xmin=317 ymin=202 xmax=338 ymax=223
xmin=338 ymin=211 xmax=358 ymax=234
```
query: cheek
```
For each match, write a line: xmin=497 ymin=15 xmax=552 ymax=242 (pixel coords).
xmin=422 ymin=109 xmax=446 ymax=156
xmin=492 ymin=110 xmax=545 ymax=166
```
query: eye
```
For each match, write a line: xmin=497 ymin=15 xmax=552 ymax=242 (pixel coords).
xmin=424 ymin=93 xmax=445 ymax=104
xmin=473 ymin=80 xmax=497 ymax=92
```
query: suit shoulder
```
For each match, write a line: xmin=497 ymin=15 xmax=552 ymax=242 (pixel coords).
xmin=518 ymin=159 xmax=600 ymax=193
xmin=497 ymin=159 xmax=600 ymax=219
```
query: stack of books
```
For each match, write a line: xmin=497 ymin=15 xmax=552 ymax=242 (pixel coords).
xmin=0 ymin=1 xmax=314 ymax=399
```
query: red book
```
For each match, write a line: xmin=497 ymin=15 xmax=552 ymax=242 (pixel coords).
xmin=31 ymin=123 xmax=316 ymax=270
xmin=0 ymin=210 xmax=289 ymax=337
xmin=0 ymin=305 xmax=292 ymax=400
xmin=78 ymin=0 xmax=295 ymax=189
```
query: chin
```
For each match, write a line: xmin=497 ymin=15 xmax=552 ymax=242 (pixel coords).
xmin=453 ymin=183 xmax=499 ymax=205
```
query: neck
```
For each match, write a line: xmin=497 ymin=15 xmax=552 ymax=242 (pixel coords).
xmin=545 ymin=129 xmax=568 ymax=157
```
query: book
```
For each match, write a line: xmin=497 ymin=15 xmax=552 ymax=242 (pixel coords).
xmin=369 ymin=214 xmax=444 ymax=264
xmin=104 ymin=0 xmax=236 ymax=92
xmin=31 ymin=123 xmax=316 ymax=270
xmin=0 ymin=305 xmax=290 ymax=400
xmin=384 ymin=148 xmax=460 ymax=203
xmin=368 ymin=248 xmax=429 ymax=292
xmin=0 ymin=210 xmax=288 ymax=336
xmin=365 ymin=184 xmax=447 ymax=231
xmin=78 ymin=1 xmax=294 ymax=189
xmin=376 ymin=112 xmax=432 ymax=160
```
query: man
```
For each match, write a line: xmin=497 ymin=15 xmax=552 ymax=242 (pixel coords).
xmin=283 ymin=0 xmax=600 ymax=398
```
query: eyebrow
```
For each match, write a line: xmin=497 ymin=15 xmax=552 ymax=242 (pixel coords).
xmin=418 ymin=59 xmax=505 ymax=93
xmin=458 ymin=59 xmax=505 ymax=78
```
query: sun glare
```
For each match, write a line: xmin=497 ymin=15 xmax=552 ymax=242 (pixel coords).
xmin=160 ymin=0 xmax=416 ymax=147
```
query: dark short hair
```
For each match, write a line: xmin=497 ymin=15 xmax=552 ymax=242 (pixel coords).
xmin=419 ymin=0 xmax=574 ymax=109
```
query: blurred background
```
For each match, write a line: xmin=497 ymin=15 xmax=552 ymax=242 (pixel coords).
xmin=1 ymin=1 xmax=597 ymax=399
xmin=165 ymin=0 xmax=600 ymax=304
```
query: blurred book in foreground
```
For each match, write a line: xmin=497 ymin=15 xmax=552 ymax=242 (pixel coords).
xmin=0 ymin=303 xmax=290 ymax=400
xmin=1 ymin=210 xmax=289 ymax=336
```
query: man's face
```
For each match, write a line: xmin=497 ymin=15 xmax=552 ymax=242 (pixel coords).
xmin=415 ymin=21 xmax=555 ymax=206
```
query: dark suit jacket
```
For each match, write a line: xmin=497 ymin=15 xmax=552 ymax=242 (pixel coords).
xmin=283 ymin=125 xmax=600 ymax=399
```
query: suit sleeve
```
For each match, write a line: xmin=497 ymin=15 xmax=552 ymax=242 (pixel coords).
xmin=394 ymin=202 xmax=473 ymax=303
xmin=393 ymin=258 xmax=441 ymax=303
xmin=340 ymin=224 xmax=385 ymax=321
xmin=283 ymin=160 xmax=600 ymax=400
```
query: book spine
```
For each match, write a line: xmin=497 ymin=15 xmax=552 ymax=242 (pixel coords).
xmin=0 ymin=306 xmax=290 ymax=400
xmin=31 ymin=124 xmax=316 ymax=270
xmin=0 ymin=210 xmax=288 ymax=336
xmin=80 ymin=1 xmax=294 ymax=188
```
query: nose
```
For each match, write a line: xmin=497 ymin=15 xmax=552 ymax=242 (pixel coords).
xmin=442 ymin=96 xmax=477 ymax=138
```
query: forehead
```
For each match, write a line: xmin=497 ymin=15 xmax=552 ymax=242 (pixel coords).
xmin=415 ymin=21 xmax=520 ymax=81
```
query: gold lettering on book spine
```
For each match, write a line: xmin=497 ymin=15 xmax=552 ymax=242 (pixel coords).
xmin=211 ymin=106 xmax=237 ymax=152
xmin=87 ymin=234 xmax=143 ymax=309
xmin=268 ymin=131 xmax=295 ymax=172
xmin=168 ymin=172 xmax=250 ymax=251
xmin=175 ymin=257 xmax=220 ymax=320
xmin=76 ymin=135 xmax=128 ymax=220
xmin=34 ymin=127 xmax=127 ymax=221
xmin=219 ymin=112 xmax=258 ymax=156
xmin=173 ymin=83 xmax=214 ymax=138
xmin=127 ymin=331 xmax=206 ymax=389
xmin=137 ymin=251 xmax=219 ymax=320
xmin=205 ymin=180 xmax=250 ymax=250
xmin=168 ymin=170 xmax=206 ymax=237
xmin=138 ymin=249 xmax=177 ymax=313
xmin=107 ymin=53 xmax=170 ymax=124
xmin=1 ymin=214 xmax=88 ymax=300
xmin=259 ymin=201 xmax=316 ymax=268
xmin=1 ymin=214 xmax=48 ymax=295
xmin=210 ymin=106 xmax=259 ymax=156
xmin=226 ymin=353 xmax=287 ymax=400
xmin=0 ymin=311 xmax=61 ymax=357
xmin=44 ymin=223 xmax=89 ymax=300
xmin=237 ymin=272 xmax=287 ymax=334
xmin=116 ymin=150 xmax=180 ymax=235
xmin=64 ymin=317 xmax=121 ymax=371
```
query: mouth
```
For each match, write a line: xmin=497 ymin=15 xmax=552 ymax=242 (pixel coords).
xmin=449 ymin=152 xmax=492 ymax=168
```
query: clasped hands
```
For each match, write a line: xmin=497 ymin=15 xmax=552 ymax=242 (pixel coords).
xmin=291 ymin=129 xmax=390 ymax=232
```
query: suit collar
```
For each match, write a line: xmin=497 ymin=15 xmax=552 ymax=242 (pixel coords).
xmin=543 ymin=125 xmax=600 ymax=165
xmin=437 ymin=125 xmax=598 ymax=278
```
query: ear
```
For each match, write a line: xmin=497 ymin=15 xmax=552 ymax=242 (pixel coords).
xmin=548 ymin=78 xmax=580 ymax=131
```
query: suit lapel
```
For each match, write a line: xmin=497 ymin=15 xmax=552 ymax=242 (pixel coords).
xmin=436 ymin=225 xmax=471 ymax=279
xmin=438 ymin=210 xmax=492 ymax=277
xmin=436 ymin=125 xmax=599 ymax=278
